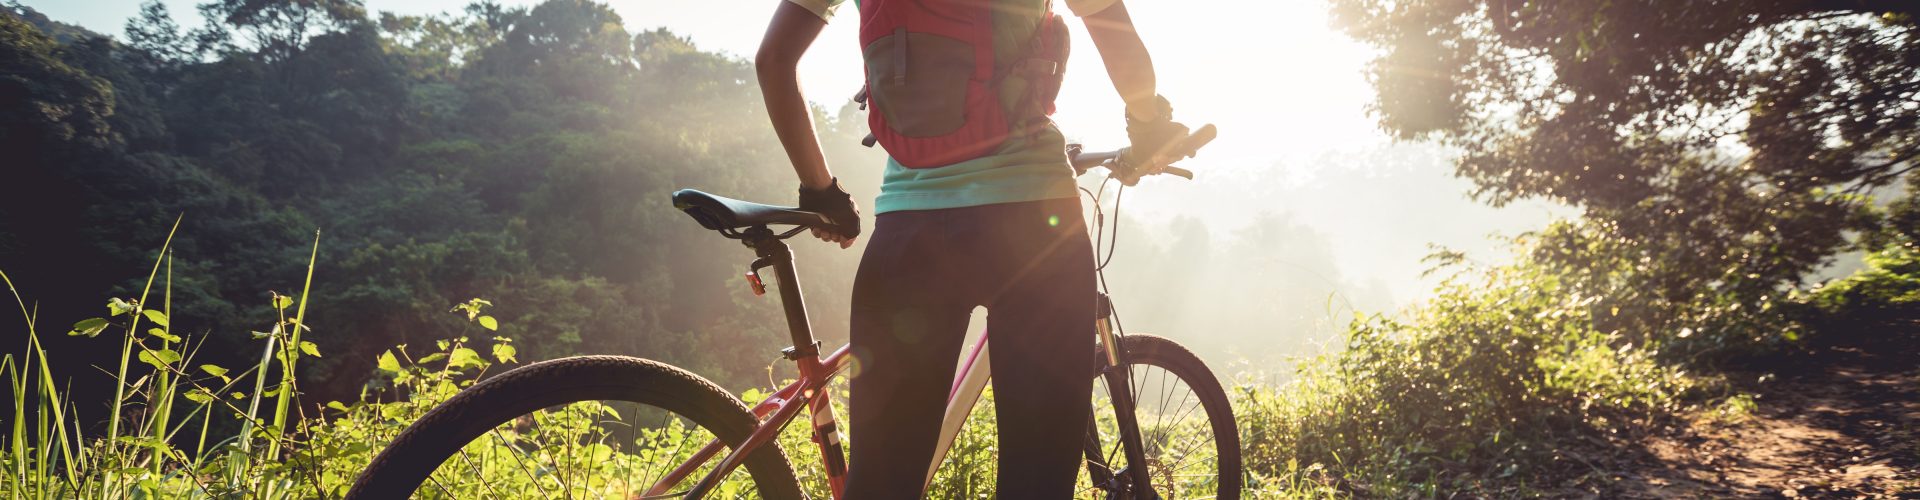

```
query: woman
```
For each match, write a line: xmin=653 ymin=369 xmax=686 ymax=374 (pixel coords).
xmin=755 ymin=0 xmax=1191 ymax=495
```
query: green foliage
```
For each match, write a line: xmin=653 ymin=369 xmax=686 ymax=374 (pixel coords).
xmin=1329 ymin=0 xmax=1918 ymax=356
xmin=0 ymin=218 xmax=1774 ymax=498
xmin=0 ymin=222 xmax=557 ymax=498
xmin=2 ymin=248 xmax=1005 ymax=498
xmin=1237 ymin=223 xmax=1718 ymax=496
xmin=6 ymin=1 xmax=1870 ymax=497
xmin=1806 ymin=179 xmax=1920 ymax=326
xmin=1804 ymin=244 xmax=1920 ymax=325
xmin=0 ymin=9 xmax=113 ymax=149
xmin=0 ymin=0 xmax=885 ymax=410
xmin=2 ymin=231 xmax=306 ymax=498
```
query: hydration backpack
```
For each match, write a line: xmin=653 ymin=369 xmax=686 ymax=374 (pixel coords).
xmin=855 ymin=0 xmax=1069 ymax=168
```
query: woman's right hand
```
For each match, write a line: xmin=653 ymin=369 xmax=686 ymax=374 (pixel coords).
xmin=1123 ymin=94 xmax=1190 ymax=174
xmin=799 ymin=179 xmax=861 ymax=249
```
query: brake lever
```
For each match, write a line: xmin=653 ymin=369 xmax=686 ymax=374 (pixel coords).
xmin=1109 ymin=154 xmax=1146 ymax=186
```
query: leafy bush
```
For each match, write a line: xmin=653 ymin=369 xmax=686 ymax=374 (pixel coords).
xmin=1237 ymin=222 xmax=1715 ymax=496
xmin=1804 ymin=246 xmax=1920 ymax=323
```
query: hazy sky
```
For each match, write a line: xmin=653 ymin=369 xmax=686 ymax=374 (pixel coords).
xmin=28 ymin=0 xmax=1568 ymax=306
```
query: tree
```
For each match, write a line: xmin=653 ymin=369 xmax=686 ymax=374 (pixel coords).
xmin=469 ymin=0 xmax=631 ymax=99
xmin=1332 ymin=0 xmax=1918 ymax=348
xmin=124 ymin=0 xmax=190 ymax=71
xmin=204 ymin=0 xmax=368 ymax=61
xmin=0 ymin=0 xmax=875 ymax=412
xmin=0 ymin=10 xmax=113 ymax=150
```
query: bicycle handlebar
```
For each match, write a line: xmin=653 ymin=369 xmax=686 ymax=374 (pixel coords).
xmin=1068 ymin=124 xmax=1217 ymax=184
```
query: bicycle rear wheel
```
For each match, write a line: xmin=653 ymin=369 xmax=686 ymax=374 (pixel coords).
xmin=346 ymin=355 xmax=802 ymax=499
xmin=1083 ymin=334 xmax=1243 ymax=499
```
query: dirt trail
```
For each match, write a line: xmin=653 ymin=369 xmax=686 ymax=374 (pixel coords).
xmin=1609 ymin=333 xmax=1920 ymax=498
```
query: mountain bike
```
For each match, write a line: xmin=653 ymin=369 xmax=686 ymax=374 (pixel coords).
xmin=346 ymin=125 xmax=1239 ymax=499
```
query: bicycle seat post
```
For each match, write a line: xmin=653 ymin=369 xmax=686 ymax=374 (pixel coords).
xmin=742 ymin=226 xmax=821 ymax=361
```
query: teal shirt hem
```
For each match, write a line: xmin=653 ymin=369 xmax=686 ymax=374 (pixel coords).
xmin=871 ymin=128 xmax=1080 ymax=214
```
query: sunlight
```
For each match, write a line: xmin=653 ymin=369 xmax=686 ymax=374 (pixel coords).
xmin=1053 ymin=0 xmax=1382 ymax=162
xmin=612 ymin=0 xmax=1386 ymax=184
xmin=15 ymin=0 xmax=1915 ymax=496
xmin=1049 ymin=0 xmax=1384 ymax=227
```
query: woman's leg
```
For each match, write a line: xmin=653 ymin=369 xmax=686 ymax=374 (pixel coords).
xmin=978 ymin=198 xmax=1099 ymax=496
xmin=845 ymin=210 xmax=979 ymax=498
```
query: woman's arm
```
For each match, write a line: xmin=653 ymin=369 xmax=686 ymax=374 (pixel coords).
xmin=1082 ymin=1 xmax=1190 ymax=169
xmin=757 ymin=1 xmax=858 ymax=247
xmin=756 ymin=1 xmax=834 ymax=190
xmin=1081 ymin=1 xmax=1157 ymax=116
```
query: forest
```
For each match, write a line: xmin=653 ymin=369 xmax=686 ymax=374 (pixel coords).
xmin=1 ymin=0 xmax=1916 ymax=497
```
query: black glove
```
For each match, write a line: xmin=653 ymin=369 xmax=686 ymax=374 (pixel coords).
xmin=798 ymin=178 xmax=861 ymax=240
xmin=1123 ymin=94 xmax=1191 ymax=172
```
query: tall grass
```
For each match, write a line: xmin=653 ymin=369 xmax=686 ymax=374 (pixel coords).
xmin=1 ymin=223 xmax=324 ymax=498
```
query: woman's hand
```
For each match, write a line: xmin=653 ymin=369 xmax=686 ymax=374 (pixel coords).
xmin=1124 ymin=95 xmax=1190 ymax=174
xmin=799 ymin=179 xmax=861 ymax=249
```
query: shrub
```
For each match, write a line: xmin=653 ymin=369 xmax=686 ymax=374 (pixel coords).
xmin=1237 ymin=222 xmax=1712 ymax=496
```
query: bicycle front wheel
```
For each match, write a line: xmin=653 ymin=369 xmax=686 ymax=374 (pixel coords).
xmin=347 ymin=355 xmax=802 ymax=499
xmin=1084 ymin=334 xmax=1243 ymax=499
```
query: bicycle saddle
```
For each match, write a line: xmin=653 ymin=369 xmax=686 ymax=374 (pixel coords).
xmin=672 ymin=189 xmax=829 ymax=231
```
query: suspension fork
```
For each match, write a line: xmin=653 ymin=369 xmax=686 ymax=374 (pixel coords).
xmin=1092 ymin=292 xmax=1157 ymax=498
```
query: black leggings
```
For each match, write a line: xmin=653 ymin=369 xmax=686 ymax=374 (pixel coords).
xmin=845 ymin=197 xmax=1097 ymax=498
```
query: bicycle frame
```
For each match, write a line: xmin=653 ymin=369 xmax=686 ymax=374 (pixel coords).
xmin=658 ymin=323 xmax=1036 ymax=499
xmin=663 ymin=137 xmax=1211 ymax=495
xmin=652 ymin=226 xmax=1142 ymax=499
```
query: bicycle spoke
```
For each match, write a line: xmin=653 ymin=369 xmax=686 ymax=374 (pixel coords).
xmin=425 ymin=472 xmax=456 ymax=498
xmin=1156 ymin=366 xmax=1176 ymax=415
xmin=454 ymin=449 xmax=503 ymax=498
xmin=637 ymin=407 xmax=669 ymax=491
xmin=1154 ymin=390 xmax=1202 ymax=452
xmin=651 ymin=416 xmax=698 ymax=493
xmin=1166 ymin=450 xmax=1216 ymax=479
xmin=590 ymin=430 xmax=615 ymax=496
xmin=1150 ymin=386 xmax=1195 ymax=454
xmin=1151 ymin=367 xmax=1177 ymax=451
xmin=625 ymin=402 xmax=650 ymax=500
xmin=492 ymin=428 xmax=556 ymax=498
xmin=558 ymin=416 xmax=575 ymax=498
xmin=556 ymin=412 xmax=578 ymax=499
xmin=490 ymin=428 xmax=550 ymax=498
xmin=591 ymin=405 xmax=630 ymax=498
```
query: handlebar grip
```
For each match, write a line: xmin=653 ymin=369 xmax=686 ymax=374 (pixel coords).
xmin=1183 ymin=124 xmax=1217 ymax=158
xmin=1071 ymin=150 xmax=1120 ymax=172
